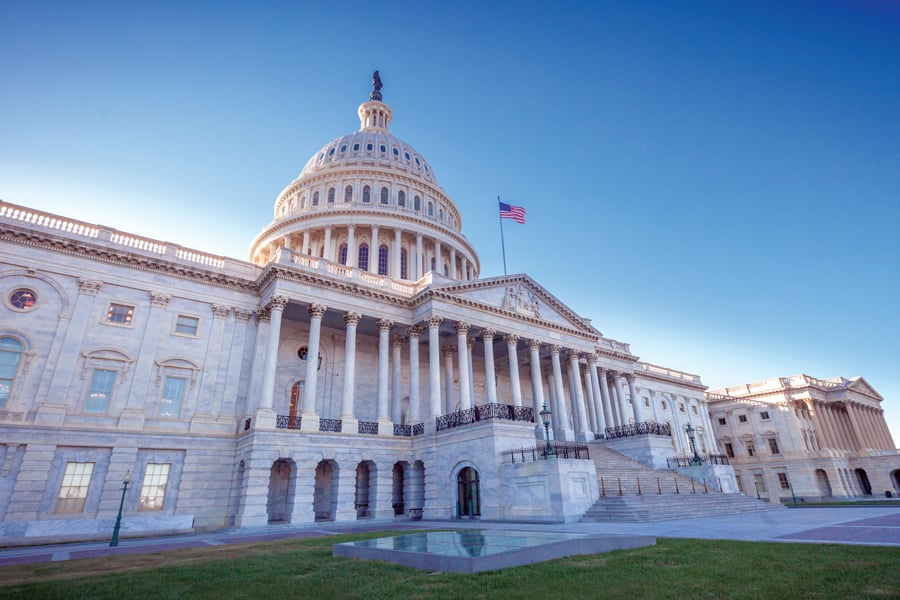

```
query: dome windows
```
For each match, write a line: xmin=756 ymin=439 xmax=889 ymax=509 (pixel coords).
xmin=366 ymin=143 xmax=373 ymax=152
xmin=312 ymin=191 xmax=320 ymax=206
xmin=392 ymin=147 xmax=399 ymax=156
xmin=427 ymin=201 xmax=434 ymax=216
xmin=353 ymin=143 xmax=360 ymax=151
xmin=328 ymin=147 xmax=335 ymax=156
xmin=378 ymin=245 xmax=389 ymax=275
xmin=358 ymin=244 xmax=369 ymax=271
xmin=380 ymin=187 xmax=389 ymax=204
xmin=362 ymin=186 xmax=371 ymax=203
xmin=344 ymin=186 xmax=353 ymax=202
xmin=404 ymin=151 xmax=410 ymax=161
xmin=339 ymin=244 xmax=348 ymax=265
xmin=380 ymin=144 xmax=387 ymax=153
xmin=398 ymin=191 xmax=406 ymax=207
xmin=327 ymin=188 xmax=335 ymax=203
xmin=340 ymin=144 xmax=347 ymax=153
xmin=414 ymin=195 xmax=421 ymax=211
xmin=400 ymin=248 xmax=408 ymax=279
xmin=415 ymin=157 xmax=420 ymax=166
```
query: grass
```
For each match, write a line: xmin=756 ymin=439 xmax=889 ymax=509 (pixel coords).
xmin=0 ymin=532 xmax=897 ymax=599
xmin=785 ymin=500 xmax=900 ymax=507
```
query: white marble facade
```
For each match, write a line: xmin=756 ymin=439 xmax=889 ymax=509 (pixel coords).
xmin=0 ymin=80 xmax=724 ymax=542
xmin=707 ymin=375 xmax=900 ymax=503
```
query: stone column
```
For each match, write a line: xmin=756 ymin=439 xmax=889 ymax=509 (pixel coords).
xmin=347 ymin=225 xmax=357 ymax=268
xmin=339 ymin=312 xmax=361 ymax=428
xmin=442 ymin=345 xmax=455 ymax=413
xmin=460 ymin=257 xmax=468 ymax=281
xmin=392 ymin=229 xmax=402 ymax=278
xmin=376 ymin=319 xmax=393 ymax=433
xmin=506 ymin=335 xmax=523 ymax=407
xmin=596 ymin=365 xmax=614 ymax=429
xmin=299 ymin=303 xmax=325 ymax=432
xmin=626 ymin=373 xmax=645 ymax=423
xmin=391 ymin=335 xmax=403 ymax=423
xmin=407 ymin=326 xmax=422 ymax=423
xmin=426 ymin=316 xmax=443 ymax=422
xmin=258 ymin=295 xmax=287 ymax=414
xmin=613 ymin=372 xmax=631 ymax=424
xmin=301 ymin=230 xmax=311 ymax=255
xmin=583 ymin=364 xmax=598 ymax=433
xmin=527 ymin=340 xmax=546 ymax=437
xmin=568 ymin=352 xmax=591 ymax=441
xmin=369 ymin=225 xmax=379 ymax=273
xmin=606 ymin=372 xmax=621 ymax=426
xmin=434 ymin=240 xmax=442 ymax=274
xmin=806 ymin=400 xmax=829 ymax=451
xmin=588 ymin=358 xmax=607 ymax=434
xmin=466 ymin=337 xmax=476 ymax=404
xmin=550 ymin=345 xmax=572 ymax=441
xmin=415 ymin=234 xmax=423 ymax=280
xmin=454 ymin=322 xmax=472 ymax=411
xmin=449 ymin=248 xmax=457 ymax=279
xmin=221 ymin=309 xmax=253 ymax=417
xmin=481 ymin=329 xmax=498 ymax=405
xmin=323 ymin=226 xmax=332 ymax=262
xmin=843 ymin=403 xmax=866 ymax=451
xmin=196 ymin=305 xmax=230 ymax=417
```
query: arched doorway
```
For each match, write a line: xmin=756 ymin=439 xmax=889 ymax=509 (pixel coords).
xmin=855 ymin=468 xmax=872 ymax=496
xmin=355 ymin=461 xmax=373 ymax=519
xmin=815 ymin=469 xmax=833 ymax=498
xmin=267 ymin=459 xmax=294 ymax=523
xmin=314 ymin=460 xmax=338 ymax=521
xmin=456 ymin=467 xmax=481 ymax=518
xmin=392 ymin=462 xmax=406 ymax=516
xmin=891 ymin=470 xmax=900 ymax=495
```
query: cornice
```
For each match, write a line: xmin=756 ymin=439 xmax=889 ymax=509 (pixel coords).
xmin=636 ymin=370 xmax=707 ymax=392
xmin=258 ymin=265 xmax=412 ymax=307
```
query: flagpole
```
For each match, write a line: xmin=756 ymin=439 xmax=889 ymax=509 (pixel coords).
xmin=498 ymin=195 xmax=507 ymax=275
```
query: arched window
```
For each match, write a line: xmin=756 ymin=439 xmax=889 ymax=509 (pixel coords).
xmin=344 ymin=185 xmax=352 ymax=202
xmin=439 ymin=208 xmax=444 ymax=220
xmin=380 ymin=187 xmax=389 ymax=204
xmin=378 ymin=245 xmax=389 ymax=275
xmin=339 ymin=244 xmax=348 ymax=265
xmin=414 ymin=195 xmax=421 ymax=211
xmin=289 ymin=381 xmax=304 ymax=421
xmin=398 ymin=191 xmax=406 ymax=207
xmin=312 ymin=191 xmax=320 ymax=206
xmin=327 ymin=187 xmax=335 ymax=203
xmin=427 ymin=202 xmax=434 ymax=216
xmin=430 ymin=257 xmax=436 ymax=272
xmin=0 ymin=337 xmax=23 ymax=408
xmin=358 ymin=244 xmax=369 ymax=271
xmin=362 ymin=186 xmax=371 ymax=203
xmin=400 ymin=248 xmax=408 ymax=279
xmin=300 ymin=195 xmax=307 ymax=209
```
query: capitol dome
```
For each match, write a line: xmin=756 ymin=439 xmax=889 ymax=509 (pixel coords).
xmin=249 ymin=75 xmax=479 ymax=284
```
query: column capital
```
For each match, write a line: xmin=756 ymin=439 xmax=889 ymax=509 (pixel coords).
xmin=426 ymin=314 xmax=443 ymax=329
xmin=77 ymin=279 xmax=103 ymax=295
xmin=149 ymin=292 xmax=171 ymax=307
xmin=624 ymin=372 xmax=636 ymax=383
xmin=587 ymin=353 xmax=599 ymax=365
xmin=391 ymin=335 xmax=405 ymax=346
xmin=376 ymin=318 xmax=393 ymax=332
xmin=454 ymin=321 xmax=470 ymax=335
xmin=406 ymin=325 xmax=423 ymax=338
xmin=549 ymin=343 xmax=562 ymax=355
xmin=479 ymin=328 xmax=496 ymax=340
xmin=255 ymin=308 xmax=271 ymax=323
xmin=505 ymin=334 xmax=520 ymax=346
xmin=466 ymin=336 xmax=476 ymax=350
xmin=565 ymin=350 xmax=580 ymax=363
xmin=308 ymin=303 xmax=326 ymax=319
xmin=527 ymin=338 xmax=542 ymax=351
xmin=343 ymin=311 xmax=362 ymax=327
xmin=441 ymin=345 xmax=456 ymax=354
xmin=211 ymin=305 xmax=231 ymax=318
xmin=233 ymin=308 xmax=254 ymax=322
xmin=267 ymin=295 xmax=288 ymax=311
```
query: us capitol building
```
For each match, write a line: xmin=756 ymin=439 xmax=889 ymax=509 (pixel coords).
xmin=1 ymin=75 xmax=896 ymax=542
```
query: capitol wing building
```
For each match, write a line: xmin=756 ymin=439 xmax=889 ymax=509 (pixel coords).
xmin=0 ymin=79 xmax=896 ymax=542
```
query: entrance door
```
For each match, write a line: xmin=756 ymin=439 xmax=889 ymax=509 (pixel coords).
xmin=267 ymin=460 xmax=292 ymax=523
xmin=457 ymin=467 xmax=481 ymax=517
xmin=855 ymin=469 xmax=872 ymax=496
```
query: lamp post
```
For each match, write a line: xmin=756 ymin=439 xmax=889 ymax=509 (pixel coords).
xmin=539 ymin=402 xmax=554 ymax=457
xmin=110 ymin=469 xmax=131 ymax=547
xmin=684 ymin=423 xmax=704 ymax=466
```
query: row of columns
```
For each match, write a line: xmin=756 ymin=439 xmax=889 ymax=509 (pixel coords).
xmin=269 ymin=226 xmax=476 ymax=281
xmin=811 ymin=400 xmax=894 ymax=452
xmin=256 ymin=300 xmax=669 ymax=443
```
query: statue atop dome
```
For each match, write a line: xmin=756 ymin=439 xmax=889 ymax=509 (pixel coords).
xmin=371 ymin=70 xmax=383 ymax=101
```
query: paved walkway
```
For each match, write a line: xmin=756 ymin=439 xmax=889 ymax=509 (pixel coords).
xmin=1 ymin=506 xmax=898 ymax=567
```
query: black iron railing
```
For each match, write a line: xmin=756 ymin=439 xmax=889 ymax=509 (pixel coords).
xmin=319 ymin=418 xmax=342 ymax=433
xmin=605 ymin=421 xmax=671 ymax=439
xmin=275 ymin=415 xmax=302 ymax=429
xmin=667 ymin=454 xmax=730 ymax=468
xmin=435 ymin=403 xmax=534 ymax=432
xmin=358 ymin=421 xmax=379 ymax=435
xmin=501 ymin=443 xmax=591 ymax=463
xmin=394 ymin=424 xmax=412 ymax=436
xmin=412 ymin=423 xmax=424 ymax=436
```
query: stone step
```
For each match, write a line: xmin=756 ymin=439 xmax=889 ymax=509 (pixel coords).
xmin=580 ymin=494 xmax=780 ymax=522
xmin=587 ymin=442 xmax=714 ymax=495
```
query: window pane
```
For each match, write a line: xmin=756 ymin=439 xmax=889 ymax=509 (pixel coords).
xmin=175 ymin=315 xmax=199 ymax=335
xmin=139 ymin=463 xmax=171 ymax=511
xmin=55 ymin=462 xmax=94 ymax=513
xmin=84 ymin=369 xmax=115 ymax=413
xmin=378 ymin=245 xmax=388 ymax=275
xmin=107 ymin=304 xmax=134 ymax=325
xmin=0 ymin=338 xmax=23 ymax=408
xmin=159 ymin=377 xmax=186 ymax=417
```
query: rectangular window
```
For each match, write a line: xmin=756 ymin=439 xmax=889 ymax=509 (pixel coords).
xmin=55 ymin=462 xmax=94 ymax=513
xmin=753 ymin=473 xmax=766 ymax=493
xmin=717 ymin=417 xmax=727 ymax=425
xmin=735 ymin=474 xmax=744 ymax=494
xmin=84 ymin=369 xmax=115 ymax=413
xmin=760 ymin=411 xmax=770 ymax=420
xmin=768 ymin=438 xmax=780 ymax=454
xmin=139 ymin=463 xmax=171 ymax=511
xmin=106 ymin=303 xmax=134 ymax=325
xmin=777 ymin=473 xmax=791 ymax=490
xmin=738 ymin=414 xmax=748 ymax=423
xmin=746 ymin=441 xmax=755 ymax=457
xmin=174 ymin=315 xmax=199 ymax=336
xmin=691 ymin=405 xmax=698 ymax=415
xmin=158 ymin=377 xmax=186 ymax=417
xmin=724 ymin=442 xmax=735 ymax=458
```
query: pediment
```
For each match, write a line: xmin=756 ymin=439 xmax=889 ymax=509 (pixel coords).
xmin=847 ymin=377 xmax=883 ymax=401
xmin=429 ymin=274 xmax=599 ymax=335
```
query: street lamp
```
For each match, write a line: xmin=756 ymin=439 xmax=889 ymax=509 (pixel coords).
xmin=110 ymin=469 xmax=131 ymax=547
xmin=684 ymin=423 xmax=704 ymax=466
xmin=539 ymin=402 xmax=554 ymax=457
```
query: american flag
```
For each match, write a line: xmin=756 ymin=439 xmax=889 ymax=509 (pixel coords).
xmin=499 ymin=201 xmax=526 ymax=224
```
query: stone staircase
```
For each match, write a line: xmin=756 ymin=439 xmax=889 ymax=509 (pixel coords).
xmin=580 ymin=442 xmax=780 ymax=522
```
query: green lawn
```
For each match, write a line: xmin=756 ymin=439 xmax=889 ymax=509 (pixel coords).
xmin=0 ymin=532 xmax=897 ymax=599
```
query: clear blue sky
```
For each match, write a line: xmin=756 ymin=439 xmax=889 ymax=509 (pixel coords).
xmin=2 ymin=1 xmax=899 ymax=440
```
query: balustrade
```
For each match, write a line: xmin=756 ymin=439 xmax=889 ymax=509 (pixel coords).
xmin=435 ymin=403 xmax=534 ymax=432
xmin=605 ymin=421 xmax=671 ymax=439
